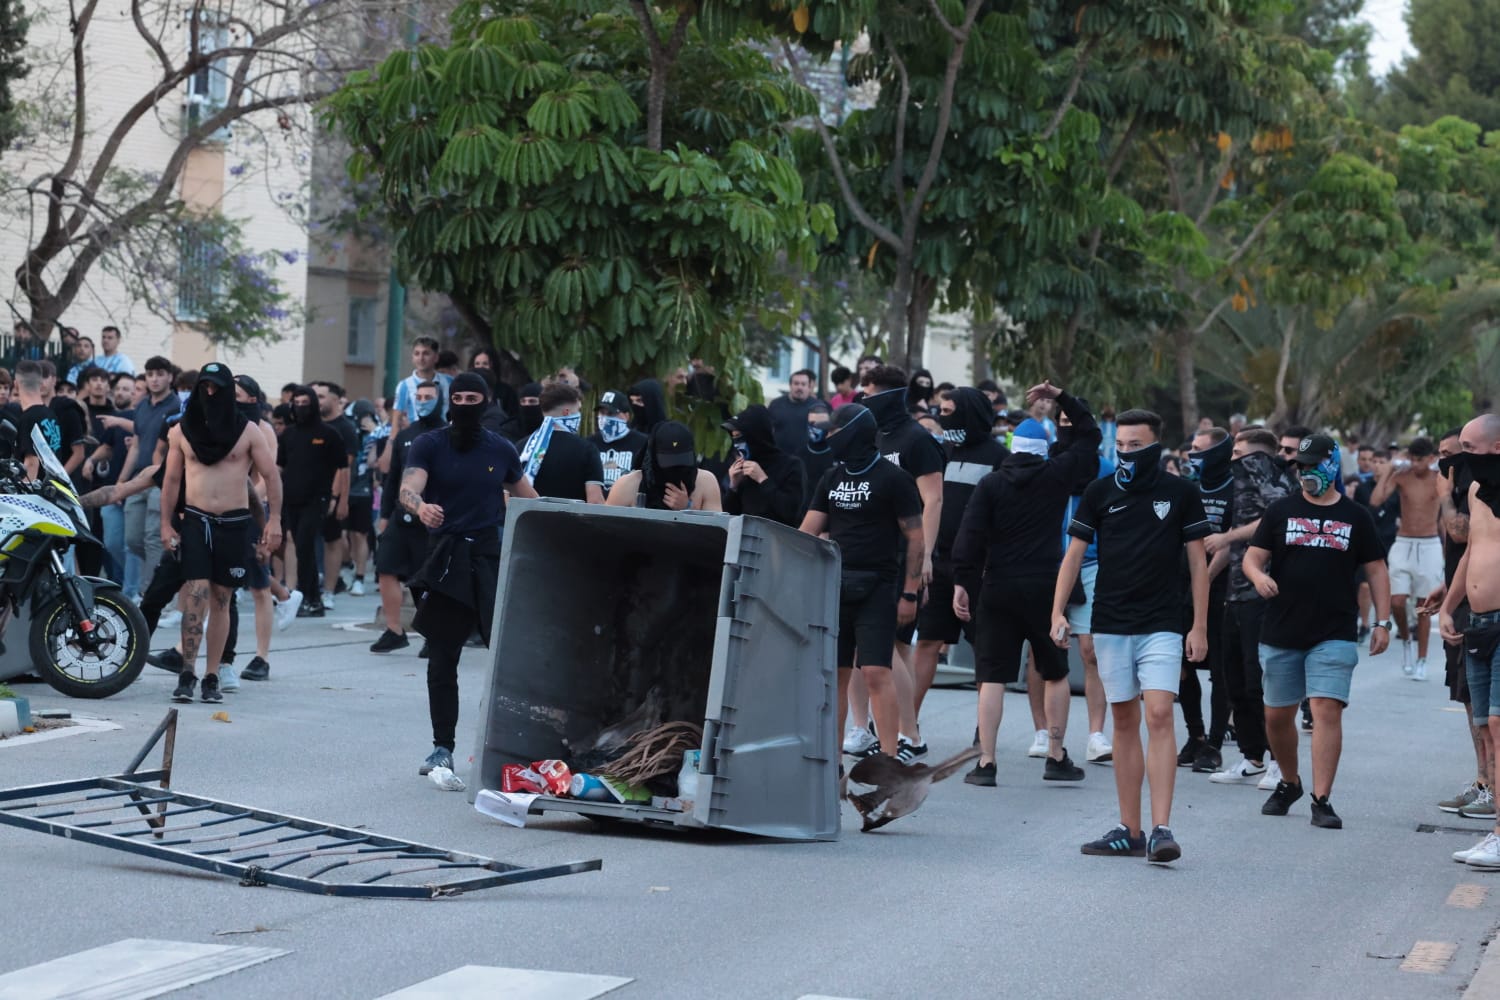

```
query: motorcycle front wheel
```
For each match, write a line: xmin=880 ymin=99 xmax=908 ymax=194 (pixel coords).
xmin=30 ymin=588 xmax=148 ymax=699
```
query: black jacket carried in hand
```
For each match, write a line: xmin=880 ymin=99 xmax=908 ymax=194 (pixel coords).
xmin=952 ymin=392 xmax=1100 ymax=594
xmin=724 ymin=404 xmax=806 ymax=526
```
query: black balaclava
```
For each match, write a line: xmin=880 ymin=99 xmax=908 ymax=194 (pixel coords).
xmin=1451 ymin=451 xmax=1500 ymax=517
xmin=181 ymin=362 xmax=247 ymax=466
xmin=291 ymin=384 xmax=319 ymax=426
xmin=642 ymin=420 xmax=698 ymax=509
xmin=727 ymin=404 xmax=778 ymax=462
xmin=861 ymin=385 xmax=910 ymax=433
xmin=806 ymin=402 xmax=832 ymax=454
xmin=448 ymin=371 xmax=491 ymax=452
xmin=629 ymin=378 xmax=668 ymax=433
xmin=233 ymin=374 xmax=265 ymax=424
xmin=1115 ymin=442 xmax=1163 ymax=491
xmin=941 ymin=387 xmax=994 ymax=449
xmin=908 ymin=369 xmax=935 ymax=410
xmin=828 ymin=404 xmax=879 ymax=473
xmin=1187 ymin=434 xmax=1234 ymax=490
xmin=518 ymin=381 xmax=544 ymax=436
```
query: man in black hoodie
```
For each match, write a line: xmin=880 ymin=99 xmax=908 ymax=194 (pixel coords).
xmin=628 ymin=378 xmax=669 ymax=434
xmin=723 ymin=404 xmax=806 ymax=526
xmin=802 ymin=402 xmax=836 ymax=515
xmin=370 ymin=378 xmax=445 ymax=653
xmin=952 ymin=383 xmax=1099 ymax=785
xmin=500 ymin=382 xmax=543 ymax=444
xmin=908 ymin=388 xmax=1009 ymax=725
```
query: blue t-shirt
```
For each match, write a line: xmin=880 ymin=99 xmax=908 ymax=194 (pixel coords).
xmin=393 ymin=371 xmax=453 ymax=425
xmin=406 ymin=428 xmax=522 ymax=536
xmin=1063 ymin=456 xmax=1117 ymax=566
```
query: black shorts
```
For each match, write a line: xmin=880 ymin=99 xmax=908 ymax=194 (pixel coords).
xmin=916 ymin=573 xmax=973 ymax=646
xmin=1448 ymin=606 xmax=1472 ymax=704
xmin=346 ymin=496 xmax=375 ymax=535
xmin=837 ymin=571 xmax=898 ymax=669
xmin=375 ymin=518 xmax=430 ymax=581
xmin=322 ymin=508 xmax=345 ymax=543
xmin=974 ymin=574 xmax=1068 ymax=685
xmin=179 ymin=507 xmax=253 ymax=589
xmin=244 ymin=521 xmax=270 ymax=590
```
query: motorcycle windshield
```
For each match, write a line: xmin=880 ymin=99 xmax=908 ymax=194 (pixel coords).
xmin=30 ymin=425 xmax=71 ymax=484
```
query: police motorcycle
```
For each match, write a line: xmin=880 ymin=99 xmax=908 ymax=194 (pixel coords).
xmin=0 ymin=420 xmax=148 ymax=697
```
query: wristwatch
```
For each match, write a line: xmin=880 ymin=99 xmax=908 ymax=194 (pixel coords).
xmin=900 ymin=591 xmax=920 ymax=603
xmin=1372 ymin=619 xmax=1393 ymax=631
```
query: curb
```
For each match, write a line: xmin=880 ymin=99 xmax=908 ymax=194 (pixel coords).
xmin=1466 ymin=928 xmax=1500 ymax=999
xmin=0 ymin=696 xmax=27 ymax=736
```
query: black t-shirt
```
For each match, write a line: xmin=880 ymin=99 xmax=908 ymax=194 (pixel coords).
xmin=587 ymin=429 xmax=649 ymax=489
xmin=878 ymin=423 xmax=946 ymax=481
xmin=18 ymin=402 xmax=84 ymax=463
xmin=1194 ymin=476 xmax=1235 ymax=601
xmin=532 ymin=432 xmax=604 ymax=501
xmin=1353 ymin=478 xmax=1401 ymax=550
xmin=407 ymin=428 xmax=522 ymax=535
xmin=277 ymin=421 xmax=349 ymax=505
xmin=810 ymin=459 xmax=923 ymax=578
xmin=1250 ymin=494 xmax=1385 ymax=649
xmin=1069 ymin=473 xmax=1213 ymax=635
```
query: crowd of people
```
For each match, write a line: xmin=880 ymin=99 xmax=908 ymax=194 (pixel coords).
xmin=4 ymin=323 xmax=1499 ymax=869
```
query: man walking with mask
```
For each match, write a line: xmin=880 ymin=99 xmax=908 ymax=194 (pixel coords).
xmin=277 ymin=386 xmax=348 ymax=618
xmin=519 ymin=382 xmax=604 ymax=502
xmin=1178 ymin=426 xmax=1236 ymax=773
xmin=370 ymin=380 xmax=445 ymax=653
xmin=1053 ymin=409 xmax=1211 ymax=865
xmin=401 ymin=372 xmax=539 ymax=776
xmin=1244 ymin=434 xmax=1391 ymax=829
xmin=587 ymin=389 xmax=648 ymax=492
xmin=724 ymin=404 xmax=805 ymax=527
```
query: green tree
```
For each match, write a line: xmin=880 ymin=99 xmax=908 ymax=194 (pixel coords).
xmin=0 ymin=0 xmax=27 ymax=156
xmin=326 ymin=1 xmax=833 ymax=430
xmin=1369 ymin=0 xmax=1500 ymax=131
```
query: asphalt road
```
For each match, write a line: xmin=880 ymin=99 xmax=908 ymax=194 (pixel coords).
xmin=1 ymin=590 xmax=1496 ymax=1000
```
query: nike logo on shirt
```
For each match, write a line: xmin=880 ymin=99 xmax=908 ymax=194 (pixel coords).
xmin=1108 ymin=504 xmax=1129 ymax=513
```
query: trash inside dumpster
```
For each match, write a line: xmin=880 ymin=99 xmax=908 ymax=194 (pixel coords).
xmin=467 ymin=500 xmax=842 ymax=841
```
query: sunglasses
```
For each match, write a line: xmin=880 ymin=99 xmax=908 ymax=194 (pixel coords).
xmin=1279 ymin=446 xmax=1298 ymax=456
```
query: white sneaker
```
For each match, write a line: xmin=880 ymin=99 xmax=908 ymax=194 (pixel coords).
xmin=322 ymin=592 xmax=336 ymax=611
xmin=1411 ymin=658 xmax=1428 ymax=682
xmin=1258 ymin=759 xmax=1284 ymax=791
xmin=351 ymin=578 xmax=366 ymax=597
xmin=1028 ymin=730 xmax=1049 ymax=758
xmin=159 ymin=609 xmax=182 ymax=629
xmin=1086 ymin=731 xmax=1113 ymax=763
xmin=1402 ymin=639 xmax=1413 ymax=676
xmin=275 ymin=590 xmax=303 ymax=631
xmin=1456 ymin=833 xmax=1500 ymax=864
xmin=339 ymin=565 xmax=356 ymax=592
xmin=842 ymin=725 xmax=877 ymax=755
xmin=218 ymin=664 xmax=239 ymax=692
xmin=1210 ymin=756 xmax=1267 ymax=784
xmin=1466 ymin=833 xmax=1500 ymax=869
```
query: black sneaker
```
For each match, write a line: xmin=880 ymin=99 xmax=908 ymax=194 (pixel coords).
xmin=896 ymin=738 xmax=928 ymax=765
xmin=171 ymin=670 xmax=196 ymax=703
xmin=297 ymin=602 xmax=326 ymax=618
xmin=1044 ymin=750 xmax=1085 ymax=781
xmin=852 ymin=742 xmax=883 ymax=760
xmin=972 ymin=726 xmax=980 ymax=747
xmin=148 ymin=648 xmax=184 ymax=673
xmin=1192 ymin=746 xmax=1223 ymax=773
xmin=1177 ymin=736 xmax=1208 ymax=767
xmin=369 ymin=629 xmax=410 ymax=654
xmin=1261 ymin=778 xmax=1305 ymax=816
xmin=200 ymin=673 xmax=222 ymax=704
xmin=1081 ymin=824 xmax=1146 ymax=857
xmin=1300 ymin=701 xmax=1313 ymax=731
xmin=241 ymin=656 xmax=270 ymax=681
xmin=964 ymin=762 xmax=997 ymax=786
xmin=418 ymin=641 xmax=429 ymax=659
xmin=1310 ymin=795 xmax=1343 ymax=829
xmin=1147 ymin=825 xmax=1181 ymax=865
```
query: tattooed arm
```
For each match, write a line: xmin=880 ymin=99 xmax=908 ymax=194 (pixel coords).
xmin=79 ymin=463 xmax=159 ymax=509
xmin=401 ymin=467 xmax=443 ymax=529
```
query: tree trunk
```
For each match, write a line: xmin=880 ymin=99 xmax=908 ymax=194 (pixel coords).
xmin=884 ymin=254 xmax=914 ymax=369
xmin=904 ymin=274 xmax=937 ymax=373
xmin=1268 ymin=315 xmax=1296 ymax=430
xmin=970 ymin=316 xmax=995 ymax=384
xmin=1174 ymin=326 xmax=1199 ymax=439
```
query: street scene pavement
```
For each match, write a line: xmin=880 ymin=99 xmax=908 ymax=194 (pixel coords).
xmin=1 ymin=589 xmax=1497 ymax=1000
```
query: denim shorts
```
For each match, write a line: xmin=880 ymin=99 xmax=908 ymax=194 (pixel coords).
xmin=1093 ymin=632 xmax=1182 ymax=703
xmin=1260 ymin=641 xmax=1359 ymax=707
xmin=1465 ymin=610 xmax=1500 ymax=725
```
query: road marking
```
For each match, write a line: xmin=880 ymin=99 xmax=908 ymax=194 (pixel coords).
xmin=376 ymin=966 xmax=632 ymax=999
xmin=0 ymin=938 xmax=287 ymax=999
xmin=1401 ymin=941 xmax=1458 ymax=973
xmin=1448 ymin=884 xmax=1489 ymax=909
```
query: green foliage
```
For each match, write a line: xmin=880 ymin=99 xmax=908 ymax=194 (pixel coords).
xmin=327 ymin=0 xmax=831 ymax=429
xmin=0 ymin=682 xmax=14 ymax=699
xmin=1367 ymin=0 xmax=1500 ymax=132
xmin=0 ymin=0 xmax=26 ymax=157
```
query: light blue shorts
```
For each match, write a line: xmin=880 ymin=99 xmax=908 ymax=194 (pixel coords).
xmin=1093 ymin=632 xmax=1182 ymax=703
xmin=1260 ymin=641 xmax=1358 ymax=707
xmin=1065 ymin=562 xmax=1098 ymax=636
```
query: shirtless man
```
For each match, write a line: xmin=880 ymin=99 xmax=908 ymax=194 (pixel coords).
xmin=1441 ymin=414 xmax=1500 ymax=868
xmin=234 ymin=375 xmax=292 ymax=681
xmin=160 ymin=364 xmax=281 ymax=704
xmin=1372 ymin=436 xmax=1443 ymax=679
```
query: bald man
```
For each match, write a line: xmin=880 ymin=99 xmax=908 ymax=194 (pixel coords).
xmin=1444 ymin=414 xmax=1500 ymax=869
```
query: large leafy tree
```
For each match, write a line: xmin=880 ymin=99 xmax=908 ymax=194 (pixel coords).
xmin=0 ymin=0 xmax=26 ymax=158
xmin=327 ymin=0 xmax=832 ymax=421
xmin=1368 ymin=0 xmax=1500 ymax=132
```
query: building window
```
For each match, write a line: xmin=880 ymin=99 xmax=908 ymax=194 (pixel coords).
xmin=176 ymin=227 xmax=218 ymax=321
xmin=767 ymin=340 xmax=792 ymax=380
xmin=185 ymin=17 xmax=232 ymax=141
xmin=347 ymin=297 xmax=377 ymax=364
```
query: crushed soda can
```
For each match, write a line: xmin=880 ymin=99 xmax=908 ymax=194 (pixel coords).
xmin=569 ymin=773 xmax=612 ymax=801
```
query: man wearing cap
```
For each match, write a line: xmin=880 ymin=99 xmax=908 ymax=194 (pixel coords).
xmin=1243 ymin=433 xmax=1391 ymax=830
xmin=160 ymin=363 xmax=282 ymax=704
xmin=605 ymin=422 xmax=723 ymax=511
xmin=587 ymin=389 xmax=649 ymax=492
xmin=400 ymin=372 xmax=539 ymax=777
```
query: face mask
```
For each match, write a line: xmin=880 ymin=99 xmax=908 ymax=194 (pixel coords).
xmin=450 ymin=401 xmax=484 ymax=427
xmin=939 ymin=412 xmax=966 ymax=445
xmin=520 ymin=403 xmax=543 ymax=433
xmin=415 ymin=398 xmax=438 ymax=419
xmin=1186 ymin=435 xmax=1233 ymax=488
xmin=552 ymin=412 xmax=582 ymax=435
xmin=597 ymin=414 xmax=630 ymax=443
xmin=808 ymin=423 xmax=828 ymax=445
xmin=294 ymin=401 xmax=317 ymax=425
xmin=236 ymin=401 xmax=260 ymax=422
xmin=178 ymin=390 xmax=192 ymax=407
xmin=1115 ymin=442 xmax=1163 ymax=488
xmin=732 ymin=440 xmax=750 ymax=461
xmin=1299 ymin=454 xmax=1340 ymax=497
xmin=1466 ymin=452 xmax=1500 ymax=516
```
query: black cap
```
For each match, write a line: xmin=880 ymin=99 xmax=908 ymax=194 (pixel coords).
xmin=597 ymin=390 xmax=631 ymax=415
xmin=199 ymin=362 xmax=234 ymax=389
xmin=1294 ymin=433 xmax=1338 ymax=465
xmin=652 ymin=422 xmax=696 ymax=468
xmin=233 ymin=374 xmax=263 ymax=403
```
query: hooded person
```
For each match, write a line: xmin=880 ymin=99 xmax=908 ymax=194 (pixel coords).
xmin=628 ymin=378 xmax=669 ymax=434
xmin=179 ymin=361 xmax=247 ymax=467
xmin=950 ymin=386 xmax=1100 ymax=786
xmin=801 ymin=401 xmax=836 ymax=514
xmin=500 ymin=381 xmax=544 ymax=444
xmin=908 ymin=368 xmax=936 ymax=414
xmin=723 ymin=404 xmax=806 ymax=526
xmin=605 ymin=420 xmax=722 ymax=512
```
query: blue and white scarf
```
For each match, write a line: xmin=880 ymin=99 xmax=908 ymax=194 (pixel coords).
xmin=520 ymin=413 xmax=582 ymax=481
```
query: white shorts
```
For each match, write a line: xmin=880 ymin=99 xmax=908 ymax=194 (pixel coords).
xmin=1093 ymin=632 xmax=1183 ymax=703
xmin=1387 ymin=535 xmax=1443 ymax=598
xmin=1066 ymin=562 xmax=1098 ymax=636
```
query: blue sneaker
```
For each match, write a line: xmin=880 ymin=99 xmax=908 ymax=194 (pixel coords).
xmin=1081 ymin=824 xmax=1146 ymax=857
xmin=419 ymin=746 xmax=454 ymax=776
xmin=1147 ymin=825 xmax=1182 ymax=865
